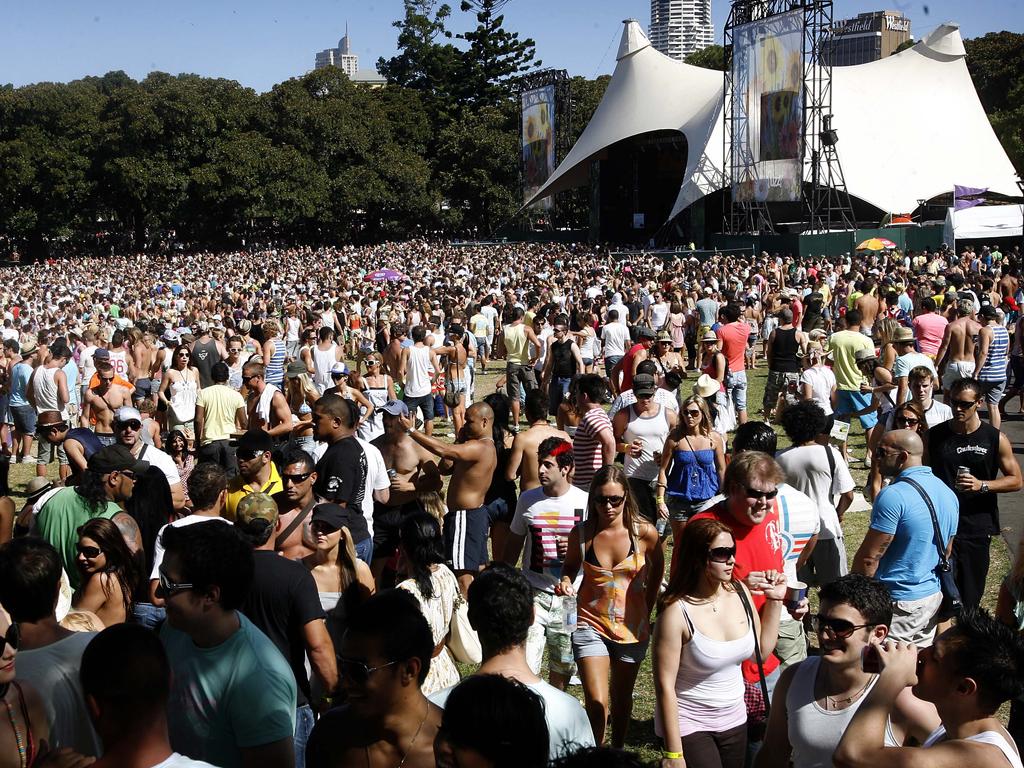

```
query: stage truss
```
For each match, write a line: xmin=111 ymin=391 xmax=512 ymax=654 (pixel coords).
xmin=723 ymin=0 xmax=855 ymax=234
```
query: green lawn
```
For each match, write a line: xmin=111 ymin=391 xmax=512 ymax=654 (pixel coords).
xmin=17 ymin=362 xmax=1010 ymax=761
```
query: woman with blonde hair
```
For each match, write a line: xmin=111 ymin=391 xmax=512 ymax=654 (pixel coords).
xmin=284 ymin=363 xmax=321 ymax=453
xmin=303 ymin=504 xmax=375 ymax=654
xmin=653 ymin=517 xmax=786 ymax=768
xmin=658 ymin=394 xmax=725 ymax=547
xmin=556 ymin=465 xmax=664 ymax=747
xmin=874 ymin=317 xmax=900 ymax=371
xmin=261 ymin=318 xmax=286 ymax=389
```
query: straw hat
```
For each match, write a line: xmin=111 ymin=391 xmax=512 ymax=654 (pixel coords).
xmin=694 ymin=374 xmax=720 ymax=398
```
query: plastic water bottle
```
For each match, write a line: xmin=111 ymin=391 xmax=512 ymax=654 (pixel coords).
xmin=562 ymin=595 xmax=578 ymax=632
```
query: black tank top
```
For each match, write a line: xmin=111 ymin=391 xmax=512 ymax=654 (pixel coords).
xmin=928 ymin=421 xmax=1001 ymax=537
xmin=192 ymin=338 xmax=222 ymax=388
xmin=550 ymin=339 xmax=576 ymax=377
xmin=771 ymin=327 xmax=800 ymax=373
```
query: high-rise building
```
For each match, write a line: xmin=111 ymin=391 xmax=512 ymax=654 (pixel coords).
xmin=822 ymin=10 xmax=912 ymax=66
xmin=315 ymin=26 xmax=359 ymax=78
xmin=649 ymin=0 xmax=714 ymax=61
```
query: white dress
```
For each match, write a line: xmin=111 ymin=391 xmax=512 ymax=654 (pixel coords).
xmin=397 ymin=565 xmax=462 ymax=695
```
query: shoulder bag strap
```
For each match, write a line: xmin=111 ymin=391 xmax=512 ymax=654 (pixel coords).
xmin=275 ymin=498 xmax=316 ymax=550
xmin=734 ymin=579 xmax=771 ymax=716
xmin=823 ymin=443 xmax=837 ymax=504
xmin=895 ymin=476 xmax=951 ymax=570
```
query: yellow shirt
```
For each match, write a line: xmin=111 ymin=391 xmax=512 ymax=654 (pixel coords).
xmin=225 ymin=462 xmax=283 ymax=521
xmin=196 ymin=384 xmax=246 ymax=444
xmin=504 ymin=323 xmax=530 ymax=365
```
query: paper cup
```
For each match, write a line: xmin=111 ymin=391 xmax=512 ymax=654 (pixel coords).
xmin=785 ymin=580 xmax=808 ymax=611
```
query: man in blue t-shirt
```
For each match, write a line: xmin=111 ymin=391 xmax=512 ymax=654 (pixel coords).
xmin=852 ymin=429 xmax=958 ymax=647
xmin=158 ymin=521 xmax=297 ymax=768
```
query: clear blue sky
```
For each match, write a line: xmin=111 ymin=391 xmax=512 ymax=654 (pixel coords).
xmin=5 ymin=0 xmax=1020 ymax=93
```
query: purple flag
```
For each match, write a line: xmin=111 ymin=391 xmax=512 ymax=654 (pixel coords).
xmin=955 ymin=184 xmax=988 ymax=211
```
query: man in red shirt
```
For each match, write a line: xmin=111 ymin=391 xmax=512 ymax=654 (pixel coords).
xmin=615 ymin=326 xmax=657 ymax=395
xmin=716 ymin=304 xmax=751 ymax=424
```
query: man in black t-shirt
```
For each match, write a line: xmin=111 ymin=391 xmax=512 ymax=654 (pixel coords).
xmin=312 ymin=394 xmax=372 ymax=561
xmin=235 ymin=492 xmax=338 ymax=768
xmin=928 ymin=378 xmax=1022 ymax=610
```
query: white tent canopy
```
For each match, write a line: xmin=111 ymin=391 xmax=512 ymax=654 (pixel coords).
xmin=944 ymin=205 xmax=1024 ymax=244
xmin=527 ymin=19 xmax=1021 ymax=230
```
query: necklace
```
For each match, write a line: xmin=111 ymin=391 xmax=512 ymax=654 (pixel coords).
xmin=2 ymin=687 xmax=26 ymax=768
xmin=365 ymin=700 xmax=430 ymax=768
xmin=825 ymin=675 xmax=875 ymax=711
xmin=688 ymin=592 xmax=721 ymax=612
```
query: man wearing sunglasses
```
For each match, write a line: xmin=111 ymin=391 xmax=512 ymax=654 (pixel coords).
xmin=853 ymin=429 xmax=958 ymax=646
xmin=36 ymin=408 xmax=101 ymax=484
xmin=927 ymin=378 xmax=1021 ymax=611
xmin=114 ymin=405 xmax=187 ymax=512
xmin=306 ymin=590 xmax=440 ymax=768
xmin=158 ymin=521 xmax=297 ymax=768
xmin=758 ymin=575 xmax=940 ymax=768
xmin=225 ymin=429 xmax=283 ymax=522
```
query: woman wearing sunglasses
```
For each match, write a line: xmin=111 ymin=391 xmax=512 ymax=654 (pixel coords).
xmin=355 ymin=355 xmax=395 ymax=442
xmin=158 ymin=343 xmax=200 ymax=437
xmin=72 ymin=517 xmax=142 ymax=628
xmin=556 ymin=465 xmax=664 ymax=748
xmin=654 ymin=517 xmax=786 ymax=768
xmin=304 ymin=504 xmax=375 ymax=685
xmin=658 ymin=394 xmax=725 ymax=551
xmin=865 ymin=401 xmax=928 ymax=502
xmin=165 ymin=428 xmax=194 ymax=508
xmin=0 ymin=612 xmax=47 ymax=768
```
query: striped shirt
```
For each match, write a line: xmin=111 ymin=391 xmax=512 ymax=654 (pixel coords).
xmin=573 ymin=408 xmax=613 ymax=490
xmin=979 ymin=325 xmax=1009 ymax=382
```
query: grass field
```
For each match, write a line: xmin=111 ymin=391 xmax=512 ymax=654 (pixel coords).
xmin=17 ymin=361 xmax=1011 ymax=761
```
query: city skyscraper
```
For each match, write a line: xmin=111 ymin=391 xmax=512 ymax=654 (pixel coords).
xmin=649 ymin=0 xmax=714 ymax=61
xmin=315 ymin=24 xmax=359 ymax=78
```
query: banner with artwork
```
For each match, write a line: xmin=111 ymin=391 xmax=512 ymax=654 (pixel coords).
xmin=731 ymin=10 xmax=804 ymax=203
xmin=522 ymin=85 xmax=556 ymax=209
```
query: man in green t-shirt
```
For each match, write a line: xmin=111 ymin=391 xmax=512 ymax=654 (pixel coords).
xmin=34 ymin=444 xmax=147 ymax=589
xmin=827 ymin=309 xmax=878 ymax=462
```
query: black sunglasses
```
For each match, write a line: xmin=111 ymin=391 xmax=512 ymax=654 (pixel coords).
xmin=157 ymin=568 xmax=194 ymax=597
xmin=282 ymin=471 xmax=312 ymax=484
xmin=338 ymin=656 xmax=399 ymax=685
xmin=745 ymin=487 xmax=778 ymax=501
xmin=237 ymin=449 xmax=264 ymax=461
xmin=708 ymin=546 xmax=736 ymax=563
xmin=950 ymin=398 xmax=978 ymax=410
xmin=76 ymin=544 xmax=102 ymax=558
xmin=0 ymin=623 xmax=19 ymax=656
xmin=595 ymin=494 xmax=625 ymax=507
xmin=311 ymin=520 xmax=341 ymax=534
xmin=810 ymin=614 xmax=874 ymax=639
xmin=116 ymin=420 xmax=142 ymax=431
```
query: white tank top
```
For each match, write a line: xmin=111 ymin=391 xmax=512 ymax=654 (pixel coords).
xmin=312 ymin=343 xmax=337 ymax=393
xmin=923 ymin=726 xmax=1023 ymax=768
xmin=787 ymin=657 xmax=899 ymax=768
xmin=108 ymin=349 xmax=129 ymax=380
xmin=33 ymin=366 xmax=61 ymax=413
xmin=405 ymin=345 xmax=432 ymax=398
xmin=622 ymin=405 xmax=670 ymax=481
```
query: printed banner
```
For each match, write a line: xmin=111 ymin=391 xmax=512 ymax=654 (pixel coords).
xmin=522 ymin=85 xmax=556 ymax=209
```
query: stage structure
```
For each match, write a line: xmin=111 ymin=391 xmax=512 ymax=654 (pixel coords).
xmin=723 ymin=0 xmax=854 ymax=234
xmin=518 ymin=69 xmax=572 ymax=226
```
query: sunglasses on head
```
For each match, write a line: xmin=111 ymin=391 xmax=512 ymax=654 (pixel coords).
xmin=76 ymin=543 xmax=102 ymax=558
xmin=338 ymin=657 xmax=399 ymax=685
xmin=745 ymin=487 xmax=778 ymax=501
xmin=708 ymin=546 xmax=736 ymax=563
xmin=0 ymin=624 xmax=19 ymax=656
xmin=810 ymin=614 xmax=874 ymax=639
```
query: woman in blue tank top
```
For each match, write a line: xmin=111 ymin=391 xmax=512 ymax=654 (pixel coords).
xmin=657 ymin=394 xmax=726 ymax=556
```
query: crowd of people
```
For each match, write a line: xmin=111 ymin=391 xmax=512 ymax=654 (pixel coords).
xmin=1 ymin=238 xmax=1024 ymax=768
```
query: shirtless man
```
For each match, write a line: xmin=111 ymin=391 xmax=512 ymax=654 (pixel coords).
xmin=84 ymin=361 xmax=134 ymax=445
xmin=434 ymin=323 xmax=470 ymax=434
xmin=129 ymin=329 xmax=157 ymax=403
xmin=272 ymin=446 xmax=319 ymax=560
xmin=370 ymin=401 xmax=442 ymax=584
xmin=382 ymin=323 xmax=407 ymax=385
xmin=242 ymin=361 xmax=293 ymax=441
xmin=854 ymin=279 xmax=880 ymax=337
xmin=505 ymin=390 xmax=571 ymax=492
xmin=401 ymin=402 xmax=497 ymax=596
xmin=998 ymin=265 xmax=1019 ymax=305
xmin=935 ymin=299 xmax=981 ymax=398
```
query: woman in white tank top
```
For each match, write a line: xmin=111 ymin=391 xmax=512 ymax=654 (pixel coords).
xmin=653 ymin=517 xmax=786 ymax=768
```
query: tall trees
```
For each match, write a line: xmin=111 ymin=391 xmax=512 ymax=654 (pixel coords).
xmin=965 ymin=31 xmax=1024 ymax=175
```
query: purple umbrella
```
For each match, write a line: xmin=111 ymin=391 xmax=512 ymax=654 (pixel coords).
xmin=363 ymin=268 xmax=405 ymax=282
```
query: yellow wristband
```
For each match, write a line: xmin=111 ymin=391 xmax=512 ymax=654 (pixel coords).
xmin=656 ymin=496 xmax=665 ymax=504
xmin=663 ymin=751 xmax=683 ymax=759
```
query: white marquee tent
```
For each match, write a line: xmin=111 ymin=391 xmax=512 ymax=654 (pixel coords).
xmin=526 ymin=19 xmax=1021 ymax=232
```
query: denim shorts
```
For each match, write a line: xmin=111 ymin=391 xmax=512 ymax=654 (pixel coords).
xmin=571 ymin=621 xmax=649 ymax=665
